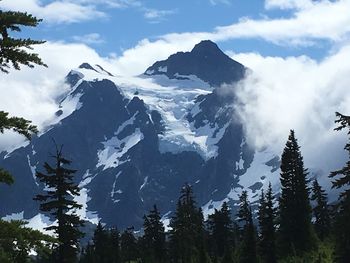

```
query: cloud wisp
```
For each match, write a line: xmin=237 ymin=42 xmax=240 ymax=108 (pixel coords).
xmin=0 ymin=0 xmax=106 ymax=24
xmin=72 ymin=33 xmax=105 ymax=45
xmin=227 ymin=45 xmax=350 ymax=186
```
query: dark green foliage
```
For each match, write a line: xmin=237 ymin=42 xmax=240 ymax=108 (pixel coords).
xmin=278 ymin=130 xmax=315 ymax=256
xmin=0 ymin=9 xmax=46 ymax=73
xmin=329 ymin=112 xmax=350 ymax=262
xmin=311 ymin=180 xmax=331 ymax=240
xmin=207 ymin=201 xmax=235 ymax=259
xmin=0 ymin=111 xmax=38 ymax=140
xmin=258 ymin=183 xmax=277 ymax=263
xmin=237 ymin=190 xmax=258 ymax=263
xmin=140 ymin=205 xmax=166 ymax=263
xmin=169 ymin=184 xmax=206 ymax=263
xmin=0 ymin=5 xmax=42 ymax=186
xmin=80 ymin=224 xmax=120 ymax=263
xmin=34 ymin=146 xmax=84 ymax=263
xmin=93 ymin=222 xmax=110 ymax=263
xmin=0 ymin=219 xmax=54 ymax=263
xmin=0 ymin=111 xmax=38 ymax=185
xmin=220 ymin=248 xmax=236 ymax=263
xmin=120 ymin=227 xmax=138 ymax=263
xmin=79 ymin=243 xmax=95 ymax=263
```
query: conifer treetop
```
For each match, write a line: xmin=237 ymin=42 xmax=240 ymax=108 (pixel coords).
xmin=0 ymin=7 xmax=47 ymax=73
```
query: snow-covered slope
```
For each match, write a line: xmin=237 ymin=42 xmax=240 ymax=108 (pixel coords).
xmin=1 ymin=40 xmax=284 ymax=229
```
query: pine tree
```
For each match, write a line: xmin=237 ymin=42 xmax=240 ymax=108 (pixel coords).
xmin=278 ymin=130 xmax=315 ymax=256
xmin=92 ymin=222 xmax=109 ymax=263
xmin=79 ymin=242 xmax=94 ymax=263
xmin=80 ymin=225 xmax=120 ymax=263
xmin=207 ymin=201 xmax=234 ymax=259
xmin=169 ymin=184 xmax=206 ymax=263
xmin=34 ymin=145 xmax=84 ymax=263
xmin=237 ymin=190 xmax=258 ymax=263
xmin=0 ymin=219 xmax=54 ymax=262
xmin=141 ymin=205 xmax=166 ymax=263
xmin=0 ymin=5 xmax=43 ymax=183
xmin=311 ymin=179 xmax=330 ymax=240
xmin=120 ymin=227 xmax=138 ymax=263
xmin=0 ymin=8 xmax=46 ymax=73
xmin=329 ymin=112 xmax=350 ymax=262
xmin=110 ymin=227 xmax=121 ymax=263
xmin=0 ymin=111 xmax=37 ymax=185
xmin=258 ymin=183 xmax=276 ymax=263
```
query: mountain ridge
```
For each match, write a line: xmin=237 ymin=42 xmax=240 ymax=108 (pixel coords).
xmin=1 ymin=41 xmax=285 ymax=229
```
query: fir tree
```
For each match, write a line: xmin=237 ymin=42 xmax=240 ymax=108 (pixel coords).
xmin=80 ymin=225 xmax=120 ymax=263
xmin=79 ymin=242 xmax=94 ymax=263
xmin=92 ymin=222 xmax=109 ymax=263
xmin=278 ymin=130 xmax=315 ymax=255
xmin=329 ymin=112 xmax=350 ymax=262
xmin=207 ymin=201 xmax=234 ymax=259
xmin=0 ymin=8 xmax=46 ymax=73
xmin=0 ymin=219 xmax=54 ymax=263
xmin=237 ymin=190 xmax=258 ymax=263
xmin=110 ymin=227 xmax=121 ymax=263
xmin=311 ymin=179 xmax=331 ymax=240
xmin=120 ymin=227 xmax=138 ymax=263
xmin=34 ymin=145 xmax=84 ymax=263
xmin=141 ymin=205 xmax=166 ymax=263
xmin=169 ymin=184 xmax=206 ymax=263
xmin=0 ymin=111 xmax=37 ymax=185
xmin=0 ymin=5 xmax=43 ymax=184
xmin=258 ymin=183 xmax=276 ymax=263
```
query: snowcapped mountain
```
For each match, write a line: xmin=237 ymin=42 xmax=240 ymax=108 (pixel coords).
xmin=0 ymin=40 xmax=280 ymax=229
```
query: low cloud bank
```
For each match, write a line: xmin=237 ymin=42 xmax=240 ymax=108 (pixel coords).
xmin=229 ymin=45 xmax=350 ymax=189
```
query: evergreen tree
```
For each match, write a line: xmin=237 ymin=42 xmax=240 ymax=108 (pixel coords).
xmin=237 ymin=190 xmax=258 ymax=263
xmin=0 ymin=111 xmax=37 ymax=185
xmin=329 ymin=112 xmax=350 ymax=262
xmin=0 ymin=4 xmax=43 ymax=183
xmin=34 ymin=145 xmax=84 ymax=263
xmin=0 ymin=219 xmax=54 ymax=263
xmin=80 ymin=225 xmax=120 ymax=263
xmin=92 ymin=222 xmax=110 ymax=263
xmin=207 ymin=201 xmax=234 ymax=259
xmin=79 ymin=242 xmax=95 ymax=263
xmin=278 ymin=130 xmax=315 ymax=255
xmin=141 ymin=205 xmax=166 ymax=263
xmin=311 ymin=179 xmax=331 ymax=240
xmin=120 ymin=227 xmax=138 ymax=263
xmin=0 ymin=7 xmax=46 ymax=73
xmin=169 ymin=184 xmax=206 ymax=263
xmin=110 ymin=227 xmax=121 ymax=263
xmin=258 ymin=183 xmax=276 ymax=263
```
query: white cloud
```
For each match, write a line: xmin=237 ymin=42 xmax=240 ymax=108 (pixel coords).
xmin=143 ymin=8 xmax=176 ymax=21
xmin=265 ymin=0 xmax=314 ymax=10
xmin=213 ymin=0 xmax=350 ymax=45
xmin=227 ymin=44 xmax=350 ymax=180
xmin=0 ymin=41 xmax=110 ymax=150
xmin=75 ymin=0 xmax=142 ymax=8
xmin=0 ymin=0 xmax=105 ymax=24
xmin=72 ymin=33 xmax=105 ymax=44
xmin=209 ymin=0 xmax=231 ymax=5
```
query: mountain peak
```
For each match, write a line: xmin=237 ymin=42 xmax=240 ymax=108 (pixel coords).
xmin=79 ymin=63 xmax=95 ymax=70
xmin=144 ymin=40 xmax=246 ymax=87
xmin=191 ymin=40 xmax=222 ymax=54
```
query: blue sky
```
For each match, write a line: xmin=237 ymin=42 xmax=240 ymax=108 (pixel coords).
xmin=0 ymin=0 xmax=339 ymax=62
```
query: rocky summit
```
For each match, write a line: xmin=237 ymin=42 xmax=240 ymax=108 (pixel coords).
xmin=0 ymin=40 xmax=280 ymax=229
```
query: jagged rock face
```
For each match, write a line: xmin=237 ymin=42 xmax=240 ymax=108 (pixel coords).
xmin=0 ymin=40 xmax=278 ymax=229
